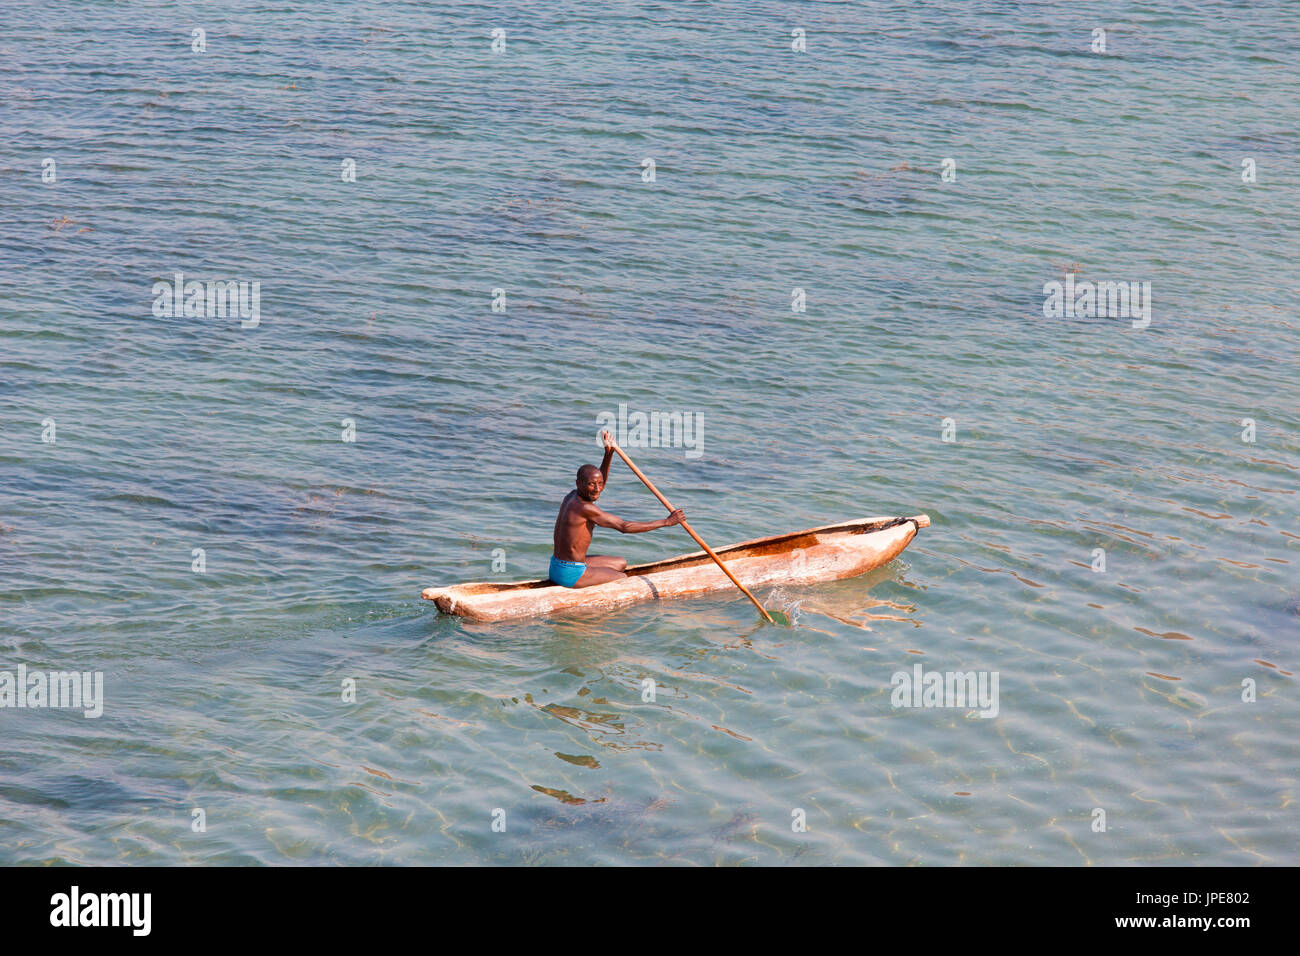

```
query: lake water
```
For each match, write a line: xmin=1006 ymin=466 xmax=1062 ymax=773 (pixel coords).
xmin=1 ymin=0 xmax=1297 ymax=865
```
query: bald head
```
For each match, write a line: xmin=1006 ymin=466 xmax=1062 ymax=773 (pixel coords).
xmin=576 ymin=464 xmax=604 ymax=501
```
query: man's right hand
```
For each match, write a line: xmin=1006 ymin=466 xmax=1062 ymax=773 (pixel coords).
xmin=663 ymin=509 xmax=685 ymax=527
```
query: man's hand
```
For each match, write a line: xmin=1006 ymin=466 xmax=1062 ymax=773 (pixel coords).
xmin=601 ymin=430 xmax=614 ymax=450
xmin=663 ymin=509 xmax=685 ymax=527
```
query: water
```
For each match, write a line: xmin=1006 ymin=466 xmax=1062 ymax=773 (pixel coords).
xmin=1 ymin=0 xmax=1297 ymax=865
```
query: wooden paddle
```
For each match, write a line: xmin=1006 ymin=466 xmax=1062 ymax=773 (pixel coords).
xmin=603 ymin=434 xmax=781 ymax=624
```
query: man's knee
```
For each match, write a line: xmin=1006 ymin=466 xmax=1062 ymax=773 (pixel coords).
xmin=574 ymin=566 xmax=626 ymax=588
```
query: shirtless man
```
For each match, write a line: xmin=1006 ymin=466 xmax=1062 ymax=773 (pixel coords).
xmin=549 ymin=431 xmax=684 ymax=588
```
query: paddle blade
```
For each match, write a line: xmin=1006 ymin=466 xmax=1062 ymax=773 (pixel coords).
xmin=761 ymin=588 xmax=800 ymax=626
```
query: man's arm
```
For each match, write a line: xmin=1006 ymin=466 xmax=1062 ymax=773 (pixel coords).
xmin=599 ymin=431 xmax=615 ymax=486
xmin=582 ymin=500 xmax=684 ymax=534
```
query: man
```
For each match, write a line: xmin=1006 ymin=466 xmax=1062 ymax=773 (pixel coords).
xmin=550 ymin=431 xmax=684 ymax=588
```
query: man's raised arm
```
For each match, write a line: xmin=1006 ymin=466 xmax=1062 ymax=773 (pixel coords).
xmin=599 ymin=430 xmax=615 ymax=486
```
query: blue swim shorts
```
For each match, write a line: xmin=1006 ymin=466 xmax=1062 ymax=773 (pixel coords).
xmin=549 ymin=556 xmax=586 ymax=588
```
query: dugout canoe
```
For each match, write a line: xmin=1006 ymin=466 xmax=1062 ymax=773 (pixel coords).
xmin=422 ymin=513 xmax=930 ymax=623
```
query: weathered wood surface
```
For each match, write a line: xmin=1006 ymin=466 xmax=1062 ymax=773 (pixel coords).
xmin=422 ymin=514 xmax=930 ymax=623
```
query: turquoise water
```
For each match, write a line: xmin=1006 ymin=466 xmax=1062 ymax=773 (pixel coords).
xmin=2 ymin=0 xmax=1297 ymax=864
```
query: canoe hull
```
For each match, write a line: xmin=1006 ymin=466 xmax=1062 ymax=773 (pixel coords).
xmin=422 ymin=514 xmax=929 ymax=623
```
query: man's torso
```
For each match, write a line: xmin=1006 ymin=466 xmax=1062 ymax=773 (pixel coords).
xmin=552 ymin=490 xmax=593 ymax=561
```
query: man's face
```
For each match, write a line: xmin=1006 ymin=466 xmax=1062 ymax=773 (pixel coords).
xmin=577 ymin=471 xmax=604 ymax=502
